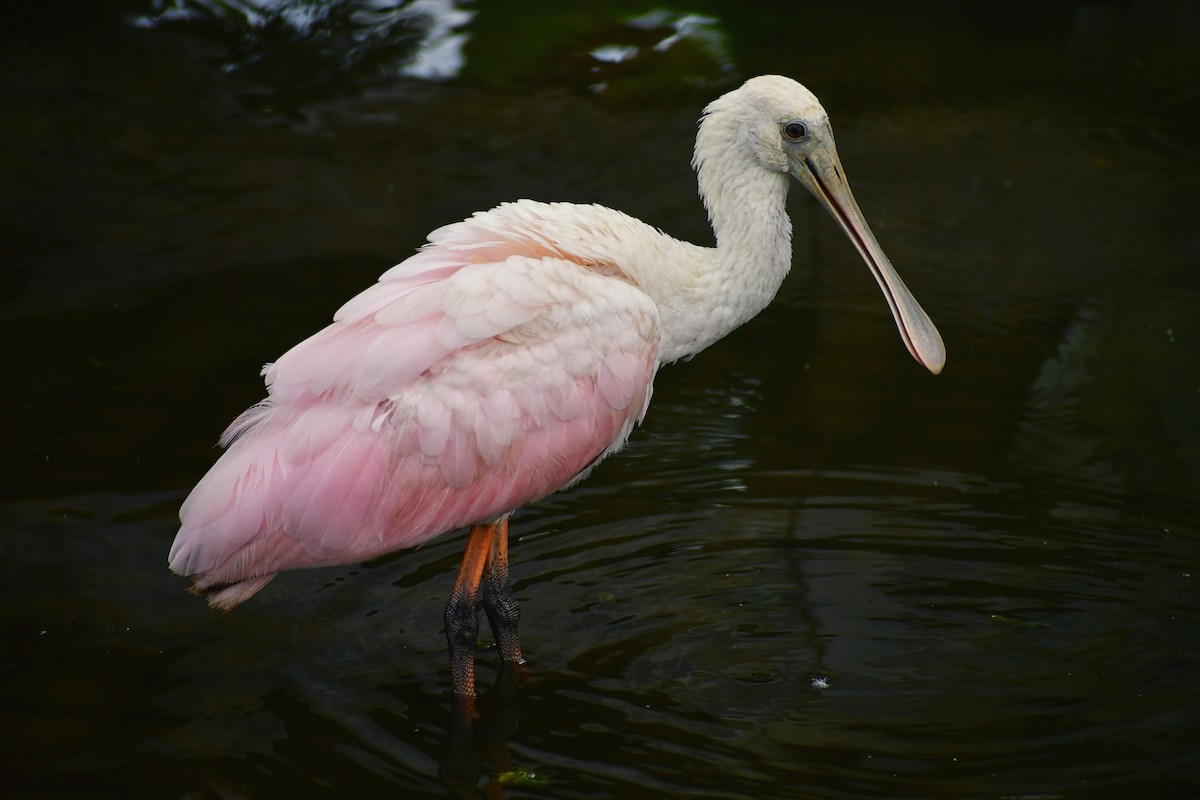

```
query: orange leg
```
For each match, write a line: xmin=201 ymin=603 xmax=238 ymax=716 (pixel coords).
xmin=482 ymin=517 xmax=525 ymax=667
xmin=445 ymin=522 xmax=496 ymax=701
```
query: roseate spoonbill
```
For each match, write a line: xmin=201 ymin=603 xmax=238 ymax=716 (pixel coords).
xmin=169 ymin=75 xmax=945 ymax=700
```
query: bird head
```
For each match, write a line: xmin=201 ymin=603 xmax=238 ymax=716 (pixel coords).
xmin=697 ymin=75 xmax=946 ymax=375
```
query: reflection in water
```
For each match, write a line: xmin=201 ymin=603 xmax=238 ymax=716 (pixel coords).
xmin=9 ymin=459 xmax=1197 ymax=796
xmin=402 ymin=0 xmax=473 ymax=79
xmin=135 ymin=1 xmax=736 ymax=99
xmin=1014 ymin=301 xmax=1117 ymax=491
xmin=439 ymin=668 xmax=527 ymax=798
xmin=134 ymin=0 xmax=458 ymax=88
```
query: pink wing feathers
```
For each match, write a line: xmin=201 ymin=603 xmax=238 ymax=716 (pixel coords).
xmin=169 ymin=204 xmax=661 ymax=609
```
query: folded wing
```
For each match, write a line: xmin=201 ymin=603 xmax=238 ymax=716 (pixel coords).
xmin=170 ymin=213 xmax=661 ymax=608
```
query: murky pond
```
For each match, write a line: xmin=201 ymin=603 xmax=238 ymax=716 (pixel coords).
xmin=3 ymin=1 xmax=1199 ymax=798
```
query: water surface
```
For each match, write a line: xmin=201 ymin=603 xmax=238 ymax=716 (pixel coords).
xmin=3 ymin=1 xmax=1199 ymax=798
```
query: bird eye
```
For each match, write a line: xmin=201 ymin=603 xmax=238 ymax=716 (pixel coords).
xmin=783 ymin=121 xmax=808 ymax=141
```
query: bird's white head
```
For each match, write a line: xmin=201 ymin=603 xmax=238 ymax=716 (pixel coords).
xmin=694 ymin=75 xmax=946 ymax=375
xmin=696 ymin=74 xmax=829 ymax=176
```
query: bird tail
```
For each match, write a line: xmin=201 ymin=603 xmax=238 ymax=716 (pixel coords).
xmin=187 ymin=574 xmax=276 ymax=611
xmin=170 ymin=399 xmax=402 ymax=608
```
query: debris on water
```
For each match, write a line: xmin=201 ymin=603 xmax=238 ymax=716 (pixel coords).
xmin=494 ymin=765 xmax=551 ymax=788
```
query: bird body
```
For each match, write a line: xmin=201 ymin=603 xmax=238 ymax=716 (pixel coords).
xmin=170 ymin=76 xmax=945 ymax=696
xmin=172 ymin=202 xmax=671 ymax=608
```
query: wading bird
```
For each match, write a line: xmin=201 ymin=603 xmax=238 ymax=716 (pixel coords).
xmin=169 ymin=75 xmax=944 ymax=701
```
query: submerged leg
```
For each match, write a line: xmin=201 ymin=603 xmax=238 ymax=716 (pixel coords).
xmin=482 ymin=517 xmax=525 ymax=667
xmin=445 ymin=522 xmax=497 ymax=700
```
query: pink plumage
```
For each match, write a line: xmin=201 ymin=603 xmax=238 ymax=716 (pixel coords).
xmin=170 ymin=203 xmax=661 ymax=609
xmin=170 ymin=77 xmax=944 ymax=700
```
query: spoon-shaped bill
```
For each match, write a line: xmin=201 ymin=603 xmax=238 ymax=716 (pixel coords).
xmin=791 ymin=150 xmax=946 ymax=375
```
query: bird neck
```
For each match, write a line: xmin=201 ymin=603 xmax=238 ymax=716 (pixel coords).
xmin=653 ymin=157 xmax=793 ymax=364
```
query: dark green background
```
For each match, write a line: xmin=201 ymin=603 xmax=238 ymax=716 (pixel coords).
xmin=3 ymin=2 xmax=1198 ymax=797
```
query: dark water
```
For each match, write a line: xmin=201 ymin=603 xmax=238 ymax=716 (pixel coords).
xmin=3 ymin=1 xmax=1199 ymax=797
